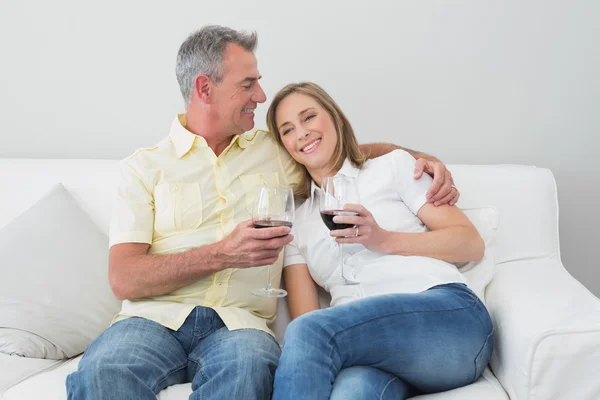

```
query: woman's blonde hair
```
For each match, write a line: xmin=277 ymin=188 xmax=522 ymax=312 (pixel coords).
xmin=266 ymin=82 xmax=367 ymax=198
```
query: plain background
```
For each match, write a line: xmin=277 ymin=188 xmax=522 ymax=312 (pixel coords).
xmin=0 ymin=0 xmax=598 ymax=295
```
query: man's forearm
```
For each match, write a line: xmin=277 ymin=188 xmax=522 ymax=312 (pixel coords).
xmin=110 ymin=242 xmax=225 ymax=300
xmin=359 ymin=143 xmax=439 ymax=162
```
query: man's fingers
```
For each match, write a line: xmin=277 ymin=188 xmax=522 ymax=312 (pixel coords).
xmin=430 ymin=170 xmax=453 ymax=202
xmin=251 ymin=225 xmax=292 ymax=240
xmin=433 ymin=191 xmax=455 ymax=207
xmin=249 ymin=250 xmax=282 ymax=265
xmin=258 ymin=234 xmax=294 ymax=250
xmin=426 ymin=166 xmax=445 ymax=201
xmin=430 ymin=181 xmax=453 ymax=203
xmin=413 ymin=159 xmax=426 ymax=179
xmin=449 ymin=188 xmax=460 ymax=206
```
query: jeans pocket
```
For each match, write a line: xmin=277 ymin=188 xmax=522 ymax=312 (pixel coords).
xmin=472 ymin=329 xmax=494 ymax=383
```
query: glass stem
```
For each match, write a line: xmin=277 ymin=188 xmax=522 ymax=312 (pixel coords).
xmin=339 ymin=243 xmax=345 ymax=281
xmin=265 ymin=265 xmax=272 ymax=290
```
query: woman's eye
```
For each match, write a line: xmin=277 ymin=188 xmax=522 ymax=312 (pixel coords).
xmin=304 ymin=114 xmax=315 ymax=121
xmin=282 ymin=128 xmax=292 ymax=135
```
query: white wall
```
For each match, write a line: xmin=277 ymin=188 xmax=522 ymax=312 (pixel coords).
xmin=1 ymin=1 xmax=598 ymax=295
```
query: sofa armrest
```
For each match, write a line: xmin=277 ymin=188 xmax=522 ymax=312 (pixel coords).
xmin=486 ymin=258 xmax=600 ymax=400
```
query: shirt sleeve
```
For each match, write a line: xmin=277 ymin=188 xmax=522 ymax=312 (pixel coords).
xmin=108 ymin=159 xmax=155 ymax=247
xmin=390 ymin=149 xmax=433 ymax=215
xmin=283 ymin=225 xmax=307 ymax=268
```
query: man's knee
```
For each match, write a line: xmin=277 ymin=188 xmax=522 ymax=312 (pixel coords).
xmin=231 ymin=331 xmax=281 ymax=376
xmin=200 ymin=329 xmax=281 ymax=378
xmin=67 ymin=361 xmax=124 ymax=396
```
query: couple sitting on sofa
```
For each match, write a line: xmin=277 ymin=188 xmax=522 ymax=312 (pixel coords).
xmin=66 ymin=25 xmax=493 ymax=400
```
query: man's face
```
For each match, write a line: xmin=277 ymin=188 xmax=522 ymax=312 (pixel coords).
xmin=209 ymin=43 xmax=267 ymax=136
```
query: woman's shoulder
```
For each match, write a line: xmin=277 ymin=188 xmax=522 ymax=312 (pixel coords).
xmin=363 ymin=149 xmax=414 ymax=169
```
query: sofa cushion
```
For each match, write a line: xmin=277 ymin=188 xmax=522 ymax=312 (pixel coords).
xmin=1 ymin=354 xmax=509 ymax=400
xmin=0 ymin=352 xmax=62 ymax=394
xmin=457 ymin=207 xmax=499 ymax=303
xmin=0 ymin=183 xmax=121 ymax=359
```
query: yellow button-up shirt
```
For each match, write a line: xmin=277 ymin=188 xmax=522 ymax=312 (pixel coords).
xmin=109 ymin=114 xmax=302 ymax=336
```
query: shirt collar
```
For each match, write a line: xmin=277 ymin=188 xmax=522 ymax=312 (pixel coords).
xmin=169 ymin=114 xmax=207 ymax=158
xmin=308 ymin=158 xmax=360 ymax=209
xmin=169 ymin=114 xmax=259 ymax=158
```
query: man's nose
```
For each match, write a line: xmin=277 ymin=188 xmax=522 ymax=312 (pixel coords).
xmin=253 ymin=82 xmax=267 ymax=103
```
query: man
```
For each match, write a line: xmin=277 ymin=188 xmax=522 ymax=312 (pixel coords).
xmin=66 ymin=25 xmax=459 ymax=399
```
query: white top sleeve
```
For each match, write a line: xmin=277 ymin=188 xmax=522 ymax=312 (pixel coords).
xmin=283 ymin=225 xmax=307 ymax=268
xmin=390 ymin=150 xmax=433 ymax=215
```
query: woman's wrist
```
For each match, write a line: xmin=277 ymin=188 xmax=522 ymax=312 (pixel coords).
xmin=380 ymin=231 xmax=404 ymax=255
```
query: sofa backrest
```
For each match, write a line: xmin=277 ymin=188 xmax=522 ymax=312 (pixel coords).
xmin=449 ymin=164 xmax=560 ymax=264
xmin=0 ymin=159 xmax=119 ymax=236
xmin=0 ymin=159 xmax=560 ymax=266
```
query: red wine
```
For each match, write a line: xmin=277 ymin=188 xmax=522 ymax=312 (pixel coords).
xmin=320 ymin=210 xmax=359 ymax=231
xmin=253 ymin=220 xmax=293 ymax=229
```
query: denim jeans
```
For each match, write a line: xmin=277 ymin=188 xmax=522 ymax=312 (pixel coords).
xmin=272 ymin=283 xmax=494 ymax=400
xmin=66 ymin=306 xmax=281 ymax=400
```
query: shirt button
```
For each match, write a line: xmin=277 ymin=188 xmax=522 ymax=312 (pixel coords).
xmin=171 ymin=185 xmax=179 ymax=192
xmin=216 ymin=160 xmax=221 ymax=167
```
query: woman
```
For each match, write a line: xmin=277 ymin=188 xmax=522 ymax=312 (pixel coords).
xmin=266 ymin=82 xmax=494 ymax=400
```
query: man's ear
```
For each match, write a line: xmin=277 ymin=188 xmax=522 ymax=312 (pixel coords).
xmin=194 ymin=75 xmax=211 ymax=103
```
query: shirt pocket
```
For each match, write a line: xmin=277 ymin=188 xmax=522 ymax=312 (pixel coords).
xmin=238 ymin=172 xmax=280 ymax=213
xmin=153 ymin=182 xmax=203 ymax=237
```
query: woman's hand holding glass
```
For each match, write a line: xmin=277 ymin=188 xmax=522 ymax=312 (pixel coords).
xmin=329 ymin=203 xmax=390 ymax=254
xmin=319 ymin=176 xmax=362 ymax=285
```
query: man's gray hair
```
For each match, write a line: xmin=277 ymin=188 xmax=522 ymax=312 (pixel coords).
xmin=176 ymin=25 xmax=258 ymax=107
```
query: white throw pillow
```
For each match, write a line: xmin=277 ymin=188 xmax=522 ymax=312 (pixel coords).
xmin=456 ymin=206 xmax=499 ymax=303
xmin=0 ymin=328 xmax=67 ymax=359
xmin=0 ymin=183 xmax=121 ymax=359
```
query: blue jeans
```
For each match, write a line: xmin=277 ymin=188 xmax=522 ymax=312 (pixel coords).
xmin=272 ymin=283 xmax=494 ymax=400
xmin=66 ymin=306 xmax=281 ymax=399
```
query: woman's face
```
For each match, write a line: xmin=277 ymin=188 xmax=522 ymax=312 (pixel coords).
xmin=275 ymin=92 xmax=338 ymax=173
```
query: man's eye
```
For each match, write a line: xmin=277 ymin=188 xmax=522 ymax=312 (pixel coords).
xmin=242 ymin=85 xmax=252 ymax=89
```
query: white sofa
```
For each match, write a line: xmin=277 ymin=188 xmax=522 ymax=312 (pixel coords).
xmin=1 ymin=158 xmax=599 ymax=400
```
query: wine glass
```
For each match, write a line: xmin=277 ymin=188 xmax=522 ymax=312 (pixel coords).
xmin=251 ymin=186 xmax=295 ymax=298
xmin=319 ymin=176 xmax=361 ymax=285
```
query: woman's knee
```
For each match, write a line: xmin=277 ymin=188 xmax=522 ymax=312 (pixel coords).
xmin=331 ymin=366 xmax=407 ymax=400
xmin=283 ymin=312 xmax=329 ymax=345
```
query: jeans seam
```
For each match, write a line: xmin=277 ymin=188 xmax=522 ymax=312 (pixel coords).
xmin=188 ymin=356 xmax=211 ymax=383
xmin=192 ymin=307 xmax=215 ymax=346
xmin=151 ymin=362 xmax=188 ymax=393
xmin=471 ymin=328 xmax=494 ymax=384
xmin=380 ymin=376 xmax=399 ymax=400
